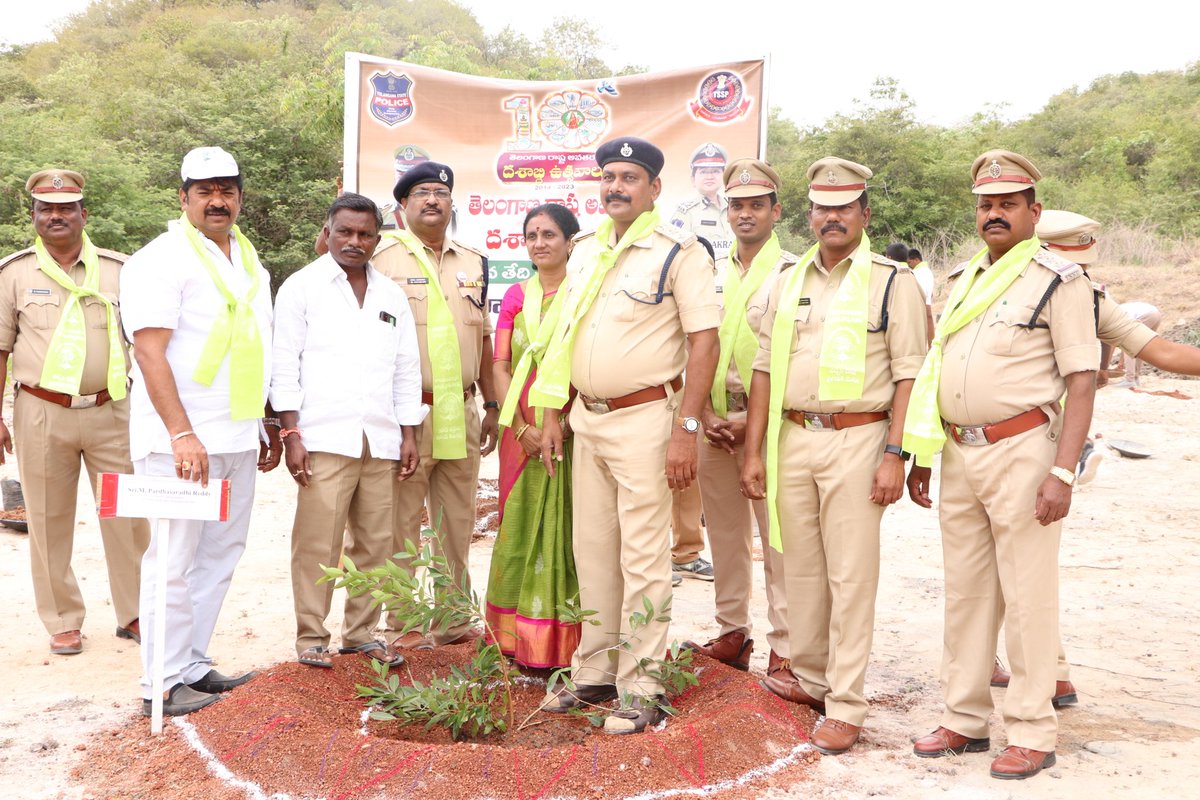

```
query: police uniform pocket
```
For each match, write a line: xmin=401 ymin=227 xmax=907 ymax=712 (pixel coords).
xmin=614 ymin=274 xmax=665 ymax=323
xmin=82 ymin=293 xmax=117 ymax=329
xmin=789 ymin=302 xmax=812 ymax=354
xmin=402 ymin=283 xmax=429 ymax=326
xmin=457 ymin=285 xmax=485 ymax=326
xmin=21 ymin=293 xmax=60 ymax=330
xmin=985 ymin=305 xmax=1039 ymax=357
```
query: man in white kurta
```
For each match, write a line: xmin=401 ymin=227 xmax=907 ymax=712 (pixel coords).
xmin=121 ymin=147 xmax=275 ymax=716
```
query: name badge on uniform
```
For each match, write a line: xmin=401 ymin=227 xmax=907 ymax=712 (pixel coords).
xmin=700 ymin=219 xmax=717 ymax=226
xmin=795 ymin=298 xmax=811 ymax=324
xmin=406 ymin=277 xmax=429 ymax=285
xmin=27 ymin=288 xmax=52 ymax=296
xmin=379 ymin=311 xmax=397 ymax=326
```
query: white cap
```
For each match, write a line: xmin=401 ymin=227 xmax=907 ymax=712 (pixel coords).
xmin=181 ymin=147 xmax=240 ymax=182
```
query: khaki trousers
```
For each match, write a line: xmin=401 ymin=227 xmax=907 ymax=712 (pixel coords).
xmin=670 ymin=481 xmax=705 ymax=563
xmin=777 ymin=418 xmax=887 ymax=726
xmin=15 ymin=391 xmax=149 ymax=634
xmin=938 ymin=424 xmax=1061 ymax=752
xmin=569 ymin=395 xmax=677 ymax=697
xmin=292 ymin=441 xmax=396 ymax=654
xmin=697 ymin=430 xmax=787 ymax=655
xmin=388 ymin=397 xmax=481 ymax=639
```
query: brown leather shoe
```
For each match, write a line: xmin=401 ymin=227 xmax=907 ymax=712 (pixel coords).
xmin=116 ymin=619 xmax=140 ymax=644
xmin=391 ymin=630 xmax=435 ymax=651
xmin=759 ymin=673 xmax=826 ymax=715
xmin=989 ymin=745 xmax=1056 ymax=779
xmin=767 ymin=650 xmax=791 ymax=679
xmin=438 ymin=625 xmax=484 ymax=646
xmin=811 ymin=718 xmax=861 ymax=755
xmin=1052 ymin=680 xmax=1078 ymax=708
xmin=541 ymin=682 xmax=619 ymax=714
xmin=991 ymin=657 xmax=1011 ymax=687
xmin=50 ymin=630 xmax=82 ymax=655
xmin=912 ymin=726 xmax=990 ymax=758
xmin=682 ymin=630 xmax=752 ymax=671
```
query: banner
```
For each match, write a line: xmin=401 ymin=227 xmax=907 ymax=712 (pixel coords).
xmin=344 ymin=53 xmax=768 ymax=313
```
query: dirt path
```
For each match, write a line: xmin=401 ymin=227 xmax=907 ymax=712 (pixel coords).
xmin=1 ymin=378 xmax=1198 ymax=798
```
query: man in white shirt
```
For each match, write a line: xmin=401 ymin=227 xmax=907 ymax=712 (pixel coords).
xmin=121 ymin=147 xmax=275 ymax=717
xmin=906 ymin=248 xmax=935 ymax=344
xmin=271 ymin=193 xmax=424 ymax=669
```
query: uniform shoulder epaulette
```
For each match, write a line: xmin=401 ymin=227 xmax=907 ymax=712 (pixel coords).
xmin=374 ymin=233 xmax=402 ymax=254
xmin=871 ymin=253 xmax=908 ymax=271
xmin=0 ymin=247 xmax=34 ymax=272
xmin=571 ymin=230 xmax=595 ymax=244
xmin=673 ymin=197 xmax=703 ymax=215
xmin=95 ymin=247 xmax=129 ymax=264
xmin=778 ymin=249 xmax=803 ymax=267
xmin=656 ymin=223 xmax=697 ymax=246
xmin=947 ymin=260 xmax=968 ymax=280
xmin=1032 ymin=247 xmax=1084 ymax=281
xmin=1090 ymin=280 xmax=1107 ymax=296
xmin=452 ymin=239 xmax=486 ymax=261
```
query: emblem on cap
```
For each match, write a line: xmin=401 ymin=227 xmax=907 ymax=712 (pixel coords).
xmin=51 ymin=175 xmax=64 ymax=189
xmin=703 ymin=143 xmax=718 ymax=157
xmin=739 ymin=169 xmax=751 ymax=185
xmin=438 ymin=169 xmax=448 ymax=182
xmin=1079 ymin=233 xmax=1093 ymax=245
xmin=826 ymin=170 xmax=838 ymax=185
xmin=987 ymin=160 xmax=1002 ymax=179
xmin=620 ymin=142 xmax=633 ymax=157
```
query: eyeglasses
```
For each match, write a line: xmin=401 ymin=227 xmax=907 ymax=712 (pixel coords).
xmin=410 ymin=189 xmax=451 ymax=200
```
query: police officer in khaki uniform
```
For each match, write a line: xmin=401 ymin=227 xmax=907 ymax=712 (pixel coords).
xmin=906 ymin=152 xmax=1098 ymax=780
xmin=536 ymin=137 xmax=720 ymax=734
xmin=0 ymin=170 xmax=150 ymax=655
xmin=372 ymin=162 xmax=500 ymax=646
xmin=669 ymin=142 xmax=733 ymax=261
xmin=684 ymin=158 xmax=792 ymax=675
xmin=742 ymin=157 xmax=928 ymax=755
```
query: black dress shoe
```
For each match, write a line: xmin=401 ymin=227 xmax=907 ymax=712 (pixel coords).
xmin=141 ymin=683 xmax=220 ymax=717
xmin=541 ymin=682 xmax=618 ymax=713
xmin=187 ymin=669 xmax=257 ymax=694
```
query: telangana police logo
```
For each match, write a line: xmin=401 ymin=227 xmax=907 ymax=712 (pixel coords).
xmin=369 ymin=71 xmax=414 ymax=127
xmin=1079 ymin=233 xmax=1093 ymax=245
xmin=739 ymin=169 xmax=751 ymax=185
xmin=987 ymin=159 xmax=1003 ymax=179
xmin=438 ymin=169 xmax=449 ymax=182
xmin=51 ymin=174 xmax=64 ymax=189
xmin=703 ymin=143 xmax=719 ymax=158
xmin=620 ymin=142 xmax=633 ymax=157
xmin=690 ymin=70 xmax=752 ymax=124
xmin=827 ymin=170 xmax=838 ymax=185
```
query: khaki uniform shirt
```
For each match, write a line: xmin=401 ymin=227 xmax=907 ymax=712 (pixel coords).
xmin=0 ymin=247 xmax=131 ymax=395
xmin=714 ymin=250 xmax=793 ymax=396
xmin=1096 ymin=288 xmax=1157 ymax=355
xmin=372 ymin=235 xmax=492 ymax=392
xmin=670 ymin=195 xmax=733 ymax=261
xmin=754 ymin=251 xmax=928 ymax=414
xmin=937 ymin=250 xmax=1099 ymax=426
xmin=567 ymin=224 xmax=719 ymax=399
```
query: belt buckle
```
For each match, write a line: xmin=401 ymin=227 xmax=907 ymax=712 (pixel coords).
xmin=581 ymin=396 xmax=611 ymax=414
xmin=803 ymin=413 xmax=827 ymax=432
xmin=727 ymin=392 xmax=747 ymax=413
xmin=70 ymin=394 xmax=99 ymax=409
xmin=955 ymin=425 xmax=988 ymax=446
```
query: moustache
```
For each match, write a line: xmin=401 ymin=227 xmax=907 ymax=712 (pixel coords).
xmin=984 ymin=218 xmax=1010 ymax=230
xmin=205 ymin=208 xmax=230 ymax=216
xmin=339 ymin=247 xmax=365 ymax=257
xmin=821 ymin=223 xmax=848 ymax=234
xmin=605 ymin=193 xmax=632 ymax=204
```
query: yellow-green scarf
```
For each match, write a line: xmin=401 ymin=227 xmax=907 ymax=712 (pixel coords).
xmin=386 ymin=229 xmax=466 ymax=460
xmin=34 ymin=232 xmax=127 ymax=401
xmin=902 ymin=236 xmax=1043 ymax=466
xmin=499 ymin=273 xmax=566 ymax=429
xmin=765 ymin=233 xmax=873 ymax=551
xmin=528 ymin=208 xmax=660 ymax=410
xmin=180 ymin=215 xmax=264 ymax=420
xmin=711 ymin=232 xmax=781 ymax=417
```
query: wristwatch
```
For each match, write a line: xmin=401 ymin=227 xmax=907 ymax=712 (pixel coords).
xmin=1049 ymin=466 xmax=1075 ymax=486
xmin=679 ymin=416 xmax=701 ymax=434
xmin=482 ymin=400 xmax=499 ymax=411
xmin=884 ymin=444 xmax=909 ymax=460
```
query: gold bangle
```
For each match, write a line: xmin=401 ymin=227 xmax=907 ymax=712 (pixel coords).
xmin=515 ymin=424 xmax=530 ymax=441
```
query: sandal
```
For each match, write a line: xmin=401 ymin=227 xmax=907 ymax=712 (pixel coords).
xmin=338 ymin=639 xmax=405 ymax=669
xmin=298 ymin=645 xmax=333 ymax=668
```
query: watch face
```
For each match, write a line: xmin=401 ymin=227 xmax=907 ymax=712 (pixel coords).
xmin=682 ymin=417 xmax=700 ymax=433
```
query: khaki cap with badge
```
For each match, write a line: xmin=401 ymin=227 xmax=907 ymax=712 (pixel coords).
xmin=970 ymin=149 xmax=1041 ymax=195
xmin=1037 ymin=209 xmax=1100 ymax=265
xmin=690 ymin=142 xmax=728 ymax=171
xmin=806 ymin=157 xmax=871 ymax=206
xmin=26 ymin=169 xmax=85 ymax=203
xmin=724 ymin=158 xmax=781 ymax=198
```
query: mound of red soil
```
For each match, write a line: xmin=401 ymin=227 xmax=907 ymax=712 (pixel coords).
xmin=73 ymin=646 xmax=819 ymax=799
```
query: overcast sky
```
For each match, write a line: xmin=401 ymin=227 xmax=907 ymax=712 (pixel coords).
xmin=7 ymin=1 xmax=1197 ymax=127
